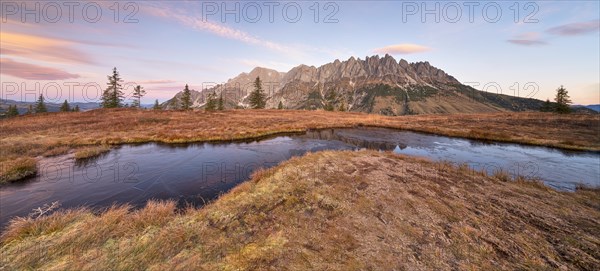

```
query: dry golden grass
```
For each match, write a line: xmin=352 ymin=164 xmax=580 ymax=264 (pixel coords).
xmin=1 ymin=109 xmax=598 ymax=183
xmin=0 ymin=157 xmax=37 ymax=184
xmin=1 ymin=150 xmax=598 ymax=270
xmin=73 ymin=145 xmax=111 ymax=160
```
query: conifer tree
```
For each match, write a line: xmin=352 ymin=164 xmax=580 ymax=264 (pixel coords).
xmin=554 ymin=86 xmax=572 ymax=114
xmin=102 ymin=67 xmax=124 ymax=108
xmin=153 ymin=99 xmax=161 ymax=110
xmin=131 ymin=85 xmax=146 ymax=108
xmin=73 ymin=105 xmax=80 ymax=112
xmin=324 ymin=88 xmax=337 ymax=111
xmin=205 ymin=92 xmax=217 ymax=111
xmin=278 ymin=101 xmax=284 ymax=110
xmin=35 ymin=94 xmax=47 ymax=113
xmin=338 ymin=101 xmax=346 ymax=112
xmin=540 ymin=99 xmax=553 ymax=112
xmin=217 ymin=93 xmax=224 ymax=110
xmin=60 ymin=100 xmax=70 ymax=112
xmin=180 ymin=84 xmax=192 ymax=110
xmin=249 ymin=77 xmax=266 ymax=109
xmin=7 ymin=105 xmax=19 ymax=117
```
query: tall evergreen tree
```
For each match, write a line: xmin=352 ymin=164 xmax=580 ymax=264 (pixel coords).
xmin=102 ymin=67 xmax=124 ymax=108
xmin=217 ymin=93 xmax=224 ymax=110
xmin=153 ymin=99 xmax=161 ymax=110
xmin=60 ymin=100 xmax=71 ymax=112
xmin=180 ymin=84 xmax=192 ymax=110
xmin=540 ymin=99 xmax=553 ymax=112
xmin=7 ymin=105 xmax=19 ymax=117
xmin=35 ymin=94 xmax=47 ymax=113
xmin=205 ymin=92 xmax=217 ymax=111
xmin=278 ymin=101 xmax=284 ymax=110
xmin=338 ymin=101 xmax=346 ymax=112
xmin=131 ymin=85 xmax=146 ymax=108
xmin=249 ymin=77 xmax=266 ymax=109
xmin=307 ymin=90 xmax=323 ymax=110
xmin=324 ymin=88 xmax=337 ymax=111
xmin=554 ymin=85 xmax=572 ymax=114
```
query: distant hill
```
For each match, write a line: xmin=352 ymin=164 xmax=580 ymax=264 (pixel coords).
xmin=162 ymin=55 xmax=594 ymax=115
xmin=0 ymin=99 xmax=159 ymax=114
xmin=0 ymin=99 xmax=100 ymax=114
xmin=585 ymin=104 xmax=600 ymax=112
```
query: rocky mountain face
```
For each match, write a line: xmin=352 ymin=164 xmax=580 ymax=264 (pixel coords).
xmin=163 ymin=55 xmax=553 ymax=115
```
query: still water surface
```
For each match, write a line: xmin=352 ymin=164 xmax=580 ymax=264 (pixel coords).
xmin=1 ymin=128 xmax=598 ymax=228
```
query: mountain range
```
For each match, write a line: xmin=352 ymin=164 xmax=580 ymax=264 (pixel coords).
xmin=574 ymin=104 xmax=600 ymax=112
xmin=0 ymin=99 xmax=100 ymax=114
xmin=0 ymin=100 xmax=154 ymax=115
xmin=162 ymin=54 xmax=595 ymax=115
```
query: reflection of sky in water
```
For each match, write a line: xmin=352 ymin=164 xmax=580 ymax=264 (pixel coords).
xmin=1 ymin=127 xmax=598 ymax=229
xmin=309 ymin=128 xmax=599 ymax=190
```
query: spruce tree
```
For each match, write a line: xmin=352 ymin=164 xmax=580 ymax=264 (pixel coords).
xmin=7 ymin=105 xmax=19 ymax=117
xmin=307 ymin=90 xmax=323 ymax=110
xmin=180 ymin=84 xmax=192 ymax=110
xmin=540 ymin=99 xmax=553 ymax=112
xmin=554 ymin=86 xmax=571 ymax=114
xmin=205 ymin=92 xmax=217 ymax=111
xmin=131 ymin=85 xmax=146 ymax=108
xmin=73 ymin=105 xmax=80 ymax=112
xmin=217 ymin=93 xmax=224 ymax=110
xmin=102 ymin=67 xmax=124 ymax=108
xmin=153 ymin=99 xmax=161 ymax=110
xmin=35 ymin=94 xmax=47 ymax=113
xmin=60 ymin=100 xmax=70 ymax=112
xmin=278 ymin=101 xmax=284 ymax=110
xmin=338 ymin=101 xmax=346 ymax=112
xmin=249 ymin=77 xmax=266 ymax=109
xmin=26 ymin=105 xmax=33 ymax=114
xmin=324 ymin=88 xmax=337 ymax=111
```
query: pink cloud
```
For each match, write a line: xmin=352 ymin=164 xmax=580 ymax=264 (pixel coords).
xmin=373 ymin=44 xmax=432 ymax=55
xmin=136 ymin=80 xmax=178 ymax=85
xmin=0 ymin=32 xmax=95 ymax=64
xmin=507 ymin=32 xmax=547 ymax=46
xmin=0 ymin=58 xmax=80 ymax=80
xmin=547 ymin=20 xmax=600 ymax=36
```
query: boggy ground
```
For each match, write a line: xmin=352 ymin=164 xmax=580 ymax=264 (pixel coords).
xmin=1 ymin=150 xmax=599 ymax=270
xmin=1 ymin=109 xmax=598 ymax=183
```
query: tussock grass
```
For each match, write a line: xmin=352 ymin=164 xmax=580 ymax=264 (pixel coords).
xmin=1 ymin=109 xmax=598 ymax=183
xmin=73 ymin=145 xmax=111 ymax=160
xmin=1 ymin=151 xmax=599 ymax=270
xmin=0 ymin=157 xmax=36 ymax=184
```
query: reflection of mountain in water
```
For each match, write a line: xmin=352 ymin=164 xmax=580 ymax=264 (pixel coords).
xmin=303 ymin=129 xmax=407 ymax=151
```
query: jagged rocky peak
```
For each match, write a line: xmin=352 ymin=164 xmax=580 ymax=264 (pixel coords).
xmin=225 ymin=66 xmax=285 ymax=87
xmin=407 ymin=61 xmax=458 ymax=84
xmin=399 ymin=58 xmax=410 ymax=69
xmin=283 ymin=64 xmax=317 ymax=83
xmin=277 ymin=54 xmax=461 ymax=85
xmin=162 ymin=54 xmax=548 ymax=114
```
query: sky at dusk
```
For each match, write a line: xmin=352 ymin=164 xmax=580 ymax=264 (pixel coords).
xmin=1 ymin=1 xmax=599 ymax=105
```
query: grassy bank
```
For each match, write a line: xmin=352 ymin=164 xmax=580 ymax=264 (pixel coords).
xmin=73 ymin=145 xmax=112 ymax=160
xmin=1 ymin=109 xmax=598 ymax=183
xmin=0 ymin=158 xmax=37 ymax=184
xmin=1 ymin=150 xmax=598 ymax=270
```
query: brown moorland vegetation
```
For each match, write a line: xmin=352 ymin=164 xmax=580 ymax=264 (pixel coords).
xmin=1 ymin=109 xmax=598 ymax=183
xmin=1 ymin=150 xmax=598 ymax=270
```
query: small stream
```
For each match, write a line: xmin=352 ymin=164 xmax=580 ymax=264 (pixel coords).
xmin=1 ymin=127 xmax=598 ymax=228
